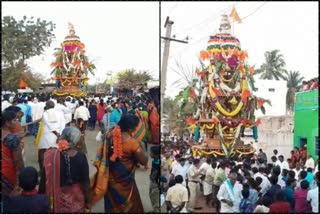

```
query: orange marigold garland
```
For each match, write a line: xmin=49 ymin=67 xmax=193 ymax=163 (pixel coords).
xmin=110 ymin=125 xmax=123 ymax=161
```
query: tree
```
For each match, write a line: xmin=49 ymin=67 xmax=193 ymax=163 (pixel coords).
xmin=255 ymin=50 xmax=287 ymax=80
xmin=2 ymin=16 xmax=56 ymax=67
xmin=116 ymin=69 xmax=152 ymax=90
xmin=2 ymin=64 xmax=45 ymax=91
xmin=2 ymin=16 xmax=56 ymax=91
xmin=283 ymin=70 xmax=304 ymax=114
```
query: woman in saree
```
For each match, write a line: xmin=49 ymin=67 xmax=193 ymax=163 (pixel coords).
xmin=97 ymin=99 xmax=107 ymax=126
xmin=39 ymin=127 xmax=91 ymax=212
xmin=149 ymin=106 xmax=160 ymax=144
xmin=1 ymin=111 xmax=24 ymax=212
xmin=91 ymin=114 xmax=148 ymax=212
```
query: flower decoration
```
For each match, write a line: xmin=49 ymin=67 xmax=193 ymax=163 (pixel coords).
xmin=110 ymin=125 xmax=123 ymax=162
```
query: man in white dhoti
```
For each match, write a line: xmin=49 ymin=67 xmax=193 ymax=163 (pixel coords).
xmin=187 ymin=158 xmax=205 ymax=211
xmin=204 ymin=161 xmax=217 ymax=207
xmin=217 ymin=172 xmax=243 ymax=213
xmin=38 ymin=101 xmax=63 ymax=174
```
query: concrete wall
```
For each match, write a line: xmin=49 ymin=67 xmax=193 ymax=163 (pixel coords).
xmin=253 ymin=79 xmax=287 ymax=117
xmin=251 ymin=116 xmax=294 ymax=160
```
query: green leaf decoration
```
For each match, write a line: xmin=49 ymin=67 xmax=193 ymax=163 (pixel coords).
xmin=261 ymin=105 xmax=266 ymax=115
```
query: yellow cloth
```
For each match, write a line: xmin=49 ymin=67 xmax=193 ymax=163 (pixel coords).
xmin=35 ymin=122 xmax=44 ymax=156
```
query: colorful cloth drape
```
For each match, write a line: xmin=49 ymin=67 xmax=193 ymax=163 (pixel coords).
xmin=44 ymin=148 xmax=86 ymax=212
xmin=149 ymin=108 xmax=160 ymax=144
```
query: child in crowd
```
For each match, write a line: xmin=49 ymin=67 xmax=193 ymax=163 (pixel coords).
xmin=239 ymin=188 xmax=255 ymax=213
xmin=9 ymin=166 xmax=49 ymax=212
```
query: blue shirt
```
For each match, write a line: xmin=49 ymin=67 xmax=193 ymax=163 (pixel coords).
xmin=305 ymin=172 xmax=314 ymax=184
xmin=284 ymin=186 xmax=295 ymax=211
xmin=16 ymin=103 xmax=27 ymax=125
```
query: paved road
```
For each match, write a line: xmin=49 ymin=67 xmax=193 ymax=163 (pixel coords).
xmin=23 ymin=127 xmax=153 ymax=212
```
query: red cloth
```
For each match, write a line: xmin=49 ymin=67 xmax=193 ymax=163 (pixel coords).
xmin=269 ymin=202 xmax=290 ymax=213
xmin=294 ymin=189 xmax=312 ymax=212
xmin=2 ymin=145 xmax=17 ymax=186
xmin=97 ymin=104 xmax=106 ymax=122
xmin=149 ymin=108 xmax=160 ymax=144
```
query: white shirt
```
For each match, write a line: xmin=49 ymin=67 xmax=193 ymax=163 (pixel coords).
xmin=55 ymin=103 xmax=72 ymax=125
xmin=2 ymin=100 xmax=11 ymax=111
xmin=31 ymin=101 xmax=45 ymax=121
xmin=38 ymin=109 xmax=62 ymax=149
xmin=254 ymin=172 xmax=271 ymax=195
xmin=293 ymin=168 xmax=302 ymax=180
xmin=65 ymin=101 xmax=77 ymax=114
xmin=279 ymin=161 xmax=290 ymax=172
xmin=217 ymin=180 xmax=243 ymax=212
xmin=199 ymin=162 xmax=210 ymax=175
xmin=305 ymin=157 xmax=315 ymax=169
xmin=172 ymin=164 xmax=188 ymax=185
xmin=74 ymin=106 xmax=90 ymax=121
xmin=307 ymin=186 xmax=319 ymax=212
xmin=166 ymin=183 xmax=188 ymax=212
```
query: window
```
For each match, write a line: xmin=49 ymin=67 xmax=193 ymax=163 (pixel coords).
xmin=268 ymin=88 xmax=275 ymax=92
xmin=299 ymin=137 xmax=307 ymax=148
xmin=315 ymin=137 xmax=319 ymax=156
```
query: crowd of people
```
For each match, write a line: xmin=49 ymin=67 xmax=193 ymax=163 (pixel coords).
xmin=161 ymin=137 xmax=319 ymax=213
xmin=1 ymin=92 xmax=161 ymax=213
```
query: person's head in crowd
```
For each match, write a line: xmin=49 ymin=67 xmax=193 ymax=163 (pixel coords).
xmin=150 ymin=145 xmax=160 ymax=159
xmin=271 ymin=156 xmax=277 ymax=163
xmin=174 ymin=175 xmax=183 ymax=184
xmin=252 ymin=167 xmax=258 ymax=174
xmin=288 ymin=170 xmax=296 ymax=179
xmin=300 ymin=180 xmax=310 ymax=190
xmin=2 ymin=111 xmax=17 ymax=129
xmin=211 ymin=161 xmax=217 ymax=169
xmin=99 ymin=98 xmax=104 ymax=106
xmin=251 ymin=158 xmax=256 ymax=165
xmin=179 ymin=158 xmax=186 ymax=166
xmin=256 ymin=176 xmax=263 ymax=186
xmin=295 ymin=162 xmax=301 ymax=170
xmin=307 ymin=167 xmax=313 ymax=173
xmin=206 ymin=157 xmax=212 ymax=165
xmin=45 ymin=100 xmax=55 ymax=110
xmin=272 ymin=166 xmax=281 ymax=177
xmin=12 ymin=98 xmax=18 ymax=105
xmin=5 ymin=106 xmax=23 ymax=121
xmin=258 ymin=167 xmax=265 ymax=174
xmin=23 ymin=99 xmax=28 ymax=104
xmin=286 ymin=177 xmax=296 ymax=187
xmin=105 ymin=105 xmax=113 ymax=113
xmin=282 ymin=169 xmax=288 ymax=178
xmin=175 ymin=154 xmax=181 ymax=161
xmin=299 ymin=170 xmax=307 ymax=180
xmin=273 ymin=149 xmax=278 ymax=156
xmin=278 ymin=155 xmax=284 ymax=163
xmin=241 ymin=188 xmax=250 ymax=199
xmin=270 ymin=175 xmax=278 ymax=185
xmin=3 ymin=94 xmax=10 ymax=101
xmin=19 ymin=166 xmax=38 ymax=191
xmin=290 ymin=150 xmax=294 ymax=156
xmin=18 ymin=97 xmax=24 ymax=104
xmin=66 ymin=97 xmax=71 ymax=102
xmin=78 ymin=101 xmax=84 ymax=106
xmin=228 ymin=172 xmax=237 ymax=185
xmin=193 ymin=158 xmax=201 ymax=168
xmin=118 ymin=114 xmax=139 ymax=133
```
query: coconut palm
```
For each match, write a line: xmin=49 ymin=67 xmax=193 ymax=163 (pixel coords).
xmin=283 ymin=70 xmax=304 ymax=114
xmin=255 ymin=50 xmax=287 ymax=80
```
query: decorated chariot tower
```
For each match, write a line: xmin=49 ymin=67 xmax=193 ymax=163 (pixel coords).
xmin=50 ymin=23 xmax=95 ymax=97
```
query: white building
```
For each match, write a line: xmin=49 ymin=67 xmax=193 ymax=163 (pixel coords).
xmin=253 ymin=79 xmax=287 ymax=117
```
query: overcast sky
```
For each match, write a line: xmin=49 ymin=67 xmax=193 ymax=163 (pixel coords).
xmin=2 ymin=1 xmax=159 ymax=84
xmin=161 ymin=1 xmax=319 ymax=98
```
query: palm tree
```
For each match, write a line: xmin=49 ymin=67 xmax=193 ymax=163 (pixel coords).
xmin=283 ymin=70 xmax=304 ymax=114
xmin=255 ymin=50 xmax=287 ymax=80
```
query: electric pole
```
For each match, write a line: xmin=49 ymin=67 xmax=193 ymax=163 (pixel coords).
xmin=161 ymin=16 xmax=188 ymax=122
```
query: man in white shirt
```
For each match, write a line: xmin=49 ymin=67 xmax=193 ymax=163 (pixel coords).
xmin=278 ymin=155 xmax=290 ymax=172
xmin=166 ymin=175 xmax=188 ymax=213
xmin=2 ymin=94 xmax=12 ymax=112
xmin=65 ymin=97 xmax=76 ymax=124
xmin=305 ymin=155 xmax=315 ymax=170
xmin=74 ymin=100 xmax=90 ymax=129
xmin=307 ymin=180 xmax=319 ymax=213
xmin=204 ymin=161 xmax=216 ymax=207
xmin=254 ymin=168 xmax=271 ymax=194
xmin=171 ymin=158 xmax=188 ymax=186
xmin=187 ymin=158 xmax=205 ymax=211
xmin=217 ymin=172 xmax=243 ymax=212
xmin=38 ymin=101 xmax=63 ymax=175
xmin=55 ymin=98 xmax=72 ymax=132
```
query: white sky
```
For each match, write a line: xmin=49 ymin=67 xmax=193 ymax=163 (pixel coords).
xmin=161 ymin=1 xmax=319 ymax=98
xmin=2 ymin=1 xmax=159 ymax=84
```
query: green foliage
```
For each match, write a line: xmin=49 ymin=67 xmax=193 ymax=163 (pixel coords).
xmin=2 ymin=63 xmax=44 ymax=91
xmin=255 ymin=50 xmax=287 ymax=80
xmin=116 ymin=69 xmax=152 ymax=90
xmin=283 ymin=70 xmax=305 ymax=113
xmin=2 ymin=16 xmax=56 ymax=67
